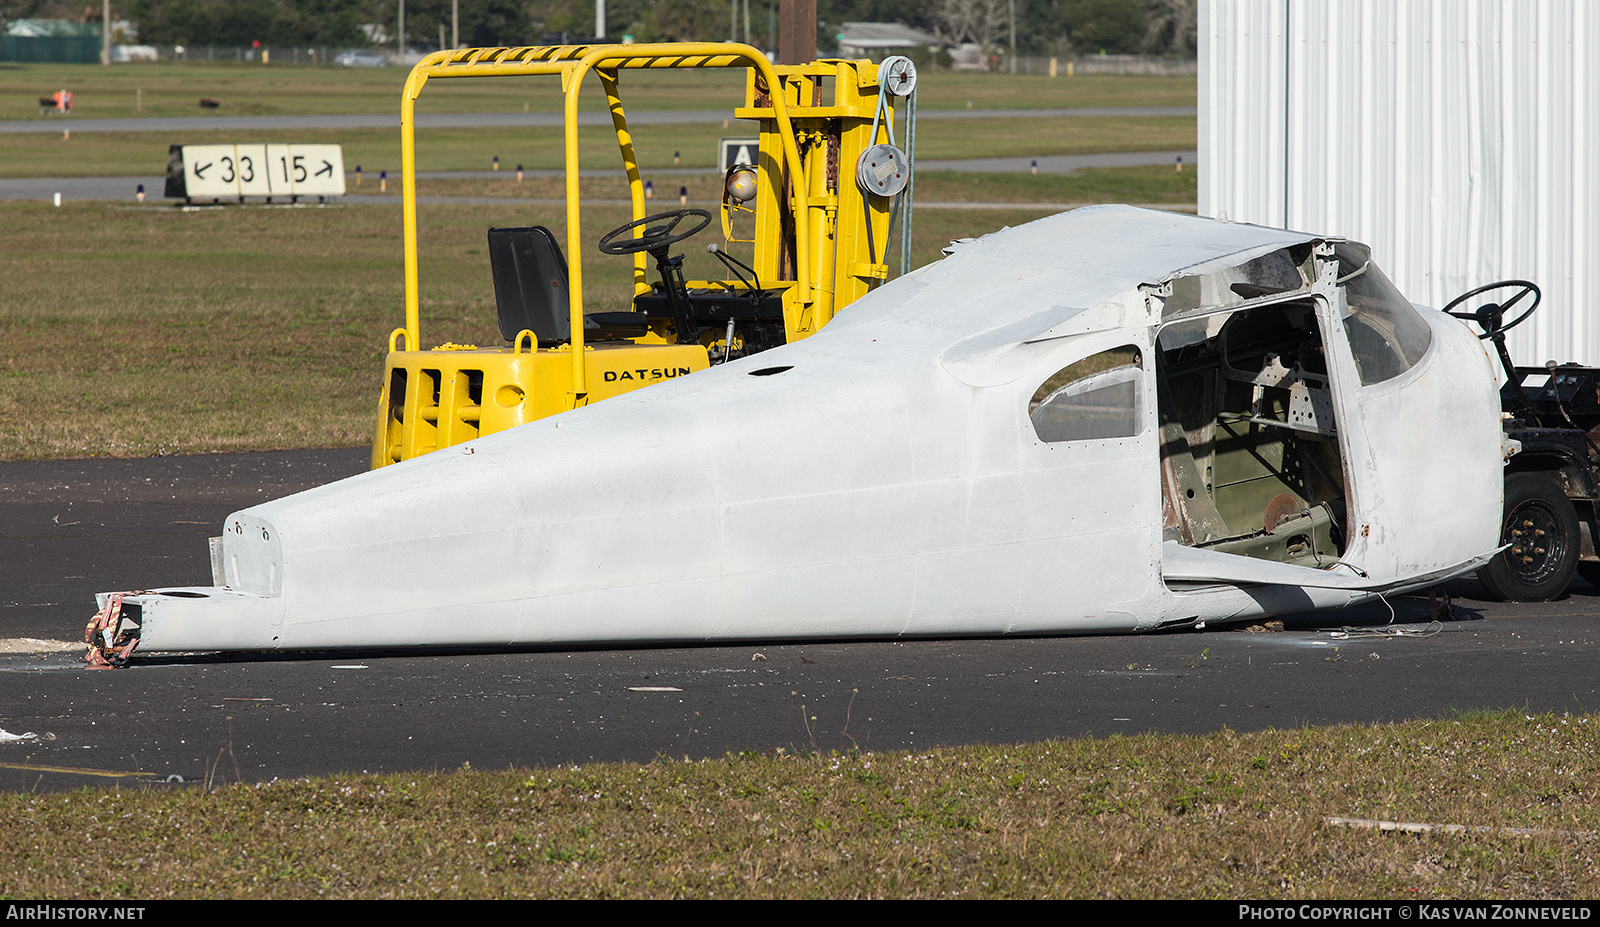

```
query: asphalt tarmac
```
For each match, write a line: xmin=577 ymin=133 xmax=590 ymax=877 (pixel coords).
xmin=3 ymin=450 xmax=1598 ymax=792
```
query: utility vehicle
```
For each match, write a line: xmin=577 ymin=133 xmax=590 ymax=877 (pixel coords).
xmin=1445 ymin=281 xmax=1600 ymax=601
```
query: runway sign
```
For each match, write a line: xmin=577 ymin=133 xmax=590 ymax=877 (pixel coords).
xmin=718 ymin=138 xmax=759 ymax=174
xmin=164 ymin=144 xmax=346 ymax=199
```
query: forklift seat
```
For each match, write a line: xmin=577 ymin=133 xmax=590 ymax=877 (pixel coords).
xmin=487 ymin=226 xmax=649 ymax=345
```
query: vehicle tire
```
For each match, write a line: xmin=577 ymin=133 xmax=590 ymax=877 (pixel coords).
xmin=1477 ymin=472 xmax=1580 ymax=602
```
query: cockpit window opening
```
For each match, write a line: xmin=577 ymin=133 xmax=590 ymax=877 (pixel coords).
xmin=1332 ymin=242 xmax=1433 ymax=385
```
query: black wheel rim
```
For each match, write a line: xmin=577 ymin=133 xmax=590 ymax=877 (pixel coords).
xmin=1503 ymin=500 xmax=1569 ymax=586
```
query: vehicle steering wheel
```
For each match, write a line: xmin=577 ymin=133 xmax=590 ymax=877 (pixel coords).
xmin=1443 ymin=280 xmax=1542 ymax=340
xmin=597 ymin=209 xmax=712 ymax=255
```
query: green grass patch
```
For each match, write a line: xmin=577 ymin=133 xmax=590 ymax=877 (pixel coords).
xmin=378 ymin=164 xmax=1197 ymax=207
xmin=1 ymin=713 xmax=1595 ymax=898
xmin=914 ymin=166 xmax=1196 ymax=204
xmin=0 ymin=61 xmax=742 ymax=120
xmin=0 ymin=61 xmax=1191 ymax=122
xmin=0 ymin=199 xmax=1056 ymax=460
xmin=0 ymin=117 xmax=1195 ymax=179
xmin=908 ymin=115 xmax=1194 ymax=161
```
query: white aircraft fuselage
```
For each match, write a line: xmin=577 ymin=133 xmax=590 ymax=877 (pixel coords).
xmin=95 ymin=207 xmax=1504 ymax=655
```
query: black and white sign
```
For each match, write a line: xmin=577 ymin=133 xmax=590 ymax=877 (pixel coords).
xmin=718 ymin=138 xmax=759 ymax=174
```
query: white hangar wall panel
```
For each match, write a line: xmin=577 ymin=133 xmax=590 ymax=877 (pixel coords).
xmin=1199 ymin=0 xmax=1289 ymax=229
xmin=1200 ymin=0 xmax=1600 ymax=365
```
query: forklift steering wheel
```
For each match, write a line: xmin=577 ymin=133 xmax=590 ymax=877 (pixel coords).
xmin=598 ymin=209 xmax=713 ymax=255
xmin=1443 ymin=280 xmax=1542 ymax=340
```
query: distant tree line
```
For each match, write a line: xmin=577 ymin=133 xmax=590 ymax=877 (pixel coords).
xmin=122 ymin=0 xmax=534 ymax=48
xmin=824 ymin=0 xmax=1195 ymax=56
xmin=0 ymin=0 xmax=1195 ymax=56
xmin=539 ymin=0 xmax=1196 ymax=55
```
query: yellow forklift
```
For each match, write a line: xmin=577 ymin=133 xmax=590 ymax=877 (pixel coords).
xmin=373 ymin=43 xmax=918 ymax=467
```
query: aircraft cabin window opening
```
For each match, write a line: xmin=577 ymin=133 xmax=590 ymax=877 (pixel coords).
xmin=1028 ymin=346 xmax=1144 ymax=443
xmin=1156 ymin=280 xmax=1349 ymax=570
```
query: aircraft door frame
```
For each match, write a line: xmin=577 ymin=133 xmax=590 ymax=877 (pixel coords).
xmin=1003 ymin=329 xmax=1160 ymax=633
xmin=1310 ymin=247 xmax=1504 ymax=581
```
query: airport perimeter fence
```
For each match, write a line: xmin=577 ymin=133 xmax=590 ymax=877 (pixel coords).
xmin=864 ymin=48 xmax=1194 ymax=76
xmin=0 ymin=42 xmax=393 ymax=66
xmin=1007 ymin=54 xmax=1196 ymax=76
xmin=133 ymin=46 xmax=370 ymax=66
xmin=2 ymin=42 xmax=1197 ymax=76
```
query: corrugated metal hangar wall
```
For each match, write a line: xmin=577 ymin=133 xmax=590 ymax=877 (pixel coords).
xmin=1200 ymin=0 xmax=1600 ymax=365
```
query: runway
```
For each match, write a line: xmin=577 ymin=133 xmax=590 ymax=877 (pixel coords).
xmin=2 ymin=449 xmax=1597 ymax=792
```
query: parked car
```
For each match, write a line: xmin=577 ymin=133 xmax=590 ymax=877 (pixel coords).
xmin=335 ymin=49 xmax=387 ymax=67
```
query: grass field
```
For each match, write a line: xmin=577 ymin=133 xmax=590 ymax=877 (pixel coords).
xmin=0 ymin=61 xmax=1193 ymax=121
xmin=0 ymin=60 xmax=1194 ymax=180
xmin=0 ymin=116 xmax=1196 ymax=178
xmin=395 ymin=165 xmax=1198 ymax=205
xmin=1 ymin=711 xmax=1594 ymax=898
xmin=0 ymin=198 xmax=1069 ymax=459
